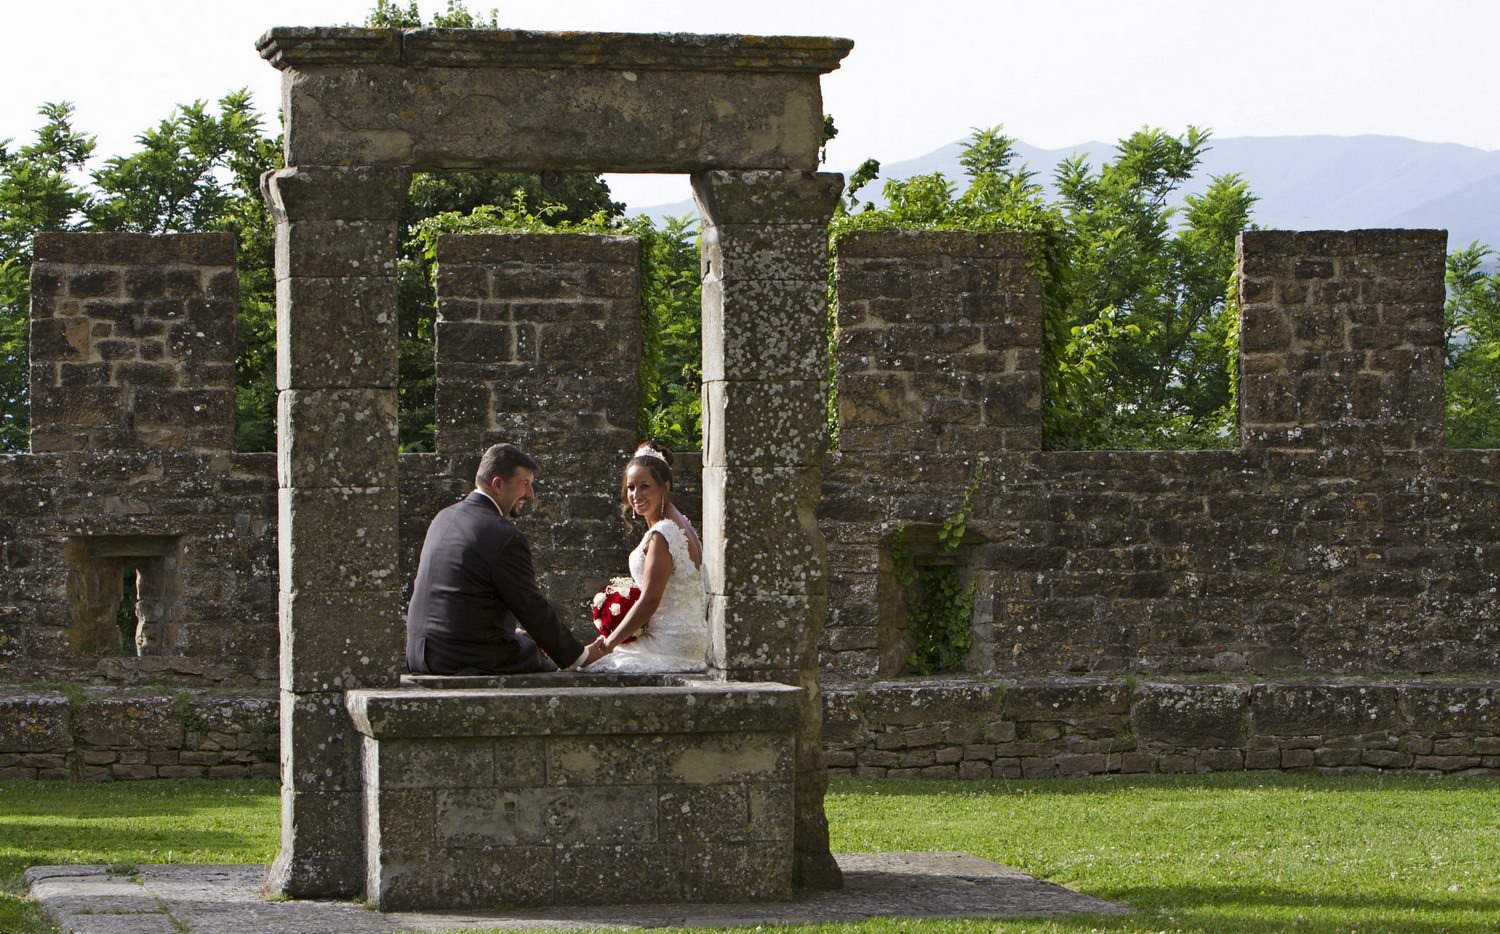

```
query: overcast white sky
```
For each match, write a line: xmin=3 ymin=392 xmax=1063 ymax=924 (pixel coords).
xmin=5 ymin=0 xmax=1496 ymax=210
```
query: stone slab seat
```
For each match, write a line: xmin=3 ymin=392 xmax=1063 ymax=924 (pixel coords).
xmin=352 ymin=676 xmax=803 ymax=737
xmin=346 ymin=675 xmax=807 ymax=910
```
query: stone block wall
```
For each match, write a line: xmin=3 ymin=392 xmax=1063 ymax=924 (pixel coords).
xmin=1238 ymin=229 xmax=1446 ymax=450
xmin=4 ymin=226 xmax=1498 ymax=783
xmin=2 ymin=233 xmax=278 ymax=685
xmin=823 ymin=679 xmax=1499 ymax=779
xmin=27 ymin=233 xmax=239 ymax=455
xmin=818 ymin=228 xmax=1498 ymax=777
xmin=834 ymin=230 xmax=1044 ymax=455
xmin=823 ymin=229 xmax=1496 ymax=678
xmin=0 ymin=689 xmax=278 ymax=781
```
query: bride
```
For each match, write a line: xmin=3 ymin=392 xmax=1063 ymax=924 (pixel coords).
xmin=585 ymin=442 xmax=708 ymax=673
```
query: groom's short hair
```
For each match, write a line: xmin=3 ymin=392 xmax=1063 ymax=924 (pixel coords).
xmin=476 ymin=443 xmax=538 ymax=487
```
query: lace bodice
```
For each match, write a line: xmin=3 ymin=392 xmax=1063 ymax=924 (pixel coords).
xmin=630 ymin=519 xmax=703 ymax=605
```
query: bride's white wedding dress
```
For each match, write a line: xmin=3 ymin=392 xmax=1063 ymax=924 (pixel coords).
xmin=589 ymin=518 xmax=708 ymax=673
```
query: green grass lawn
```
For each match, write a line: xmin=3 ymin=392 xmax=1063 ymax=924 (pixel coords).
xmin=1 ymin=772 xmax=1496 ymax=933
xmin=0 ymin=778 xmax=280 ymax=933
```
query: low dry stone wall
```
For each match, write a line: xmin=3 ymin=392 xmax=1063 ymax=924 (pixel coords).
xmin=823 ymin=679 xmax=1500 ymax=779
xmin=6 ymin=679 xmax=1496 ymax=782
xmin=0 ymin=689 xmax=278 ymax=781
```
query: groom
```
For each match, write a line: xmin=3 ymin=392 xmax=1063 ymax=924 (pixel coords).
xmin=405 ymin=443 xmax=605 ymax=674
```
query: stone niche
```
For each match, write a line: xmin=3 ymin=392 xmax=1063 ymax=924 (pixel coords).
xmin=348 ymin=675 xmax=802 ymax=910
xmin=876 ymin=521 xmax=987 ymax=676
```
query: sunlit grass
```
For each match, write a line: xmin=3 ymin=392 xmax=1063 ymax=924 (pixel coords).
xmin=825 ymin=772 xmax=1500 ymax=932
xmin=0 ymin=779 xmax=279 ymax=933
xmin=3 ymin=772 xmax=1497 ymax=933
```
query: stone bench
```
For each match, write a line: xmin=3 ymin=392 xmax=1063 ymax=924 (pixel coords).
xmin=345 ymin=673 xmax=803 ymax=910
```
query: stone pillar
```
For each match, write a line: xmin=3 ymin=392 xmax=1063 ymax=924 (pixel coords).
xmin=261 ymin=165 xmax=411 ymax=897
xmin=1237 ymin=229 xmax=1447 ymax=450
xmin=692 ymin=169 xmax=845 ymax=889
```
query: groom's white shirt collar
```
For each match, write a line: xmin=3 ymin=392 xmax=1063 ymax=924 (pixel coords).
xmin=475 ymin=487 xmax=505 ymax=516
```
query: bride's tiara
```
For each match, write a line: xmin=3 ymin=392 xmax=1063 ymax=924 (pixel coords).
xmin=633 ymin=444 xmax=669 ymax=465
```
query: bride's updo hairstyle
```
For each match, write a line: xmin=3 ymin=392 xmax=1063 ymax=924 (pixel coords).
xmin=619 ymin=439 xmax=674 ymax=527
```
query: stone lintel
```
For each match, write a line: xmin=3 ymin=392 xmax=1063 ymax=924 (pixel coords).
xmin=345 ymin=681 xmax=802 ymax=739
xmin=262 ymin=32 xmax=847 ymax=170
xmin=258 ymin=27 xmax=854 ymax=74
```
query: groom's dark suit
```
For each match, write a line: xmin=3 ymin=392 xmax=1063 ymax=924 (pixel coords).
xmin=405 ymin=491 xmax=586 ymax=674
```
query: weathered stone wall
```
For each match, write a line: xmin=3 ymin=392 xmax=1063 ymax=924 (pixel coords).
xmin=823 ymin=680 xmax=1499 ymax=779
xmin=10 ymin=675 xmax=1494 ymax=783
xmin=1 ymin=233 xmax=278 ymax=684
xmin=5 ymin=227 xmax=1498 ymax=783
xmin=28 ymin=232 xmax=239 ymax=455
xmin=817 ymin=228 xmax=1498 ymax=776
xmin=823 ymin=229 xmax=1496 ymax=677
xmin=0 ymin=689 xmax=278 ymax=781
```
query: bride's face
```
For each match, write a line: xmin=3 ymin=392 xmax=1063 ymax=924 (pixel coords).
xmin=625 ymin=463 xmax=668 ymax=519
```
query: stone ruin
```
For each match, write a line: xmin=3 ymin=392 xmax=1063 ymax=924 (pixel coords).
xmin=2 ymin=23 xmax=1499 ymax=913
xmin=256 ymin=27 xmax=853 ymax=905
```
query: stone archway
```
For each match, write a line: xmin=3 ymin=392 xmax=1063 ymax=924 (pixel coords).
xmin=257 ymin=26 xmax=851 ymax=900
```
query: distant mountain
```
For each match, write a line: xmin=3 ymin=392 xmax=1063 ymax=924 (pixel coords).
xmin=636 ymin=135 xmax=1500 ymax=251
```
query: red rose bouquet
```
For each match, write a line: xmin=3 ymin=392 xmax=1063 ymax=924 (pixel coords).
xmin=591 ymin=576 xmax=642 ymax=643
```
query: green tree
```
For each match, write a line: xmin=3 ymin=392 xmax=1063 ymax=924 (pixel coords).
xmin=1051 ymin=128 xmax=1254 ymax=448
xmin=638 ymin=214 xmax=703 ymax=447
xmin=1444 ymin=242 xmax=1500 ymax=448
xmin=0 ymin=103 xmax=95 ymax=450
xmin=833 ymin=125 xmax=1256 ymax=450
xmin=86 ymin=92 xmax=273 ymax=235
xmin=365 ymin=0 xmax=498 ymax=28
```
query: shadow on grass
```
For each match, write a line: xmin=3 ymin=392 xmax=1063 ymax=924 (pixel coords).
xmin=0 ymin=780 xmax=279 ymax=883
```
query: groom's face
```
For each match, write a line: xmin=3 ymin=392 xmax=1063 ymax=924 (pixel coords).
xmin=490 ymin=468 xmax=536 ymax=518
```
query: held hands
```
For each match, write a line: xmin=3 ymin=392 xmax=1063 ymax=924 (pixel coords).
xmin=581 ymin=635 xmax=612 ymax=668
